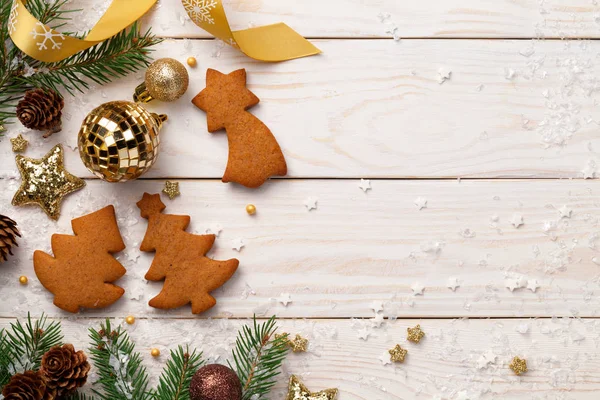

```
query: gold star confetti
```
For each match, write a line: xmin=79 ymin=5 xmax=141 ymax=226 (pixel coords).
xmin=388 ymin=344 xmax=408 ymax=363
xmin=289 ymin=334 xmax=309 ymax=352
xmin=10 ymin=134 xmax=28 ymax=153
xmin=12 ymin=145 xmax=85 ymax=220
xmin=162 ymin=180 xmax=180 ymax=200
xmin=407 ymin=324 xmax=425 ymax=343
xmin=286 ymin=375 xmax=338 ymax=400
xmin=509 ymin=356 xmax=527 ymax=375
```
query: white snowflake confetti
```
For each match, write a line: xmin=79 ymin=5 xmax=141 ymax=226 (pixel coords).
xmin=371 ymin=313 xmax=384 ymax=328
xmin=447 ymin=277 xmax=460 ymax=291
xmin=357 ymin=327 xmax=370 ymax=341
xmin=231 ymin=238 xmax=245 ymax=252
xmin=370 ymin=300 xmax=384 ymax=313
xmin=205 ymin=223 xmax=223 ymax=237
xmin=8 ymin=0 xmax=18 ymax=34
xmin=358 ymin=179 xmax=371 ymax=192
xmin=510 ymin=213 xmax=524 ymax=228
xmin=30 ymin=22 xmax=64 ymax=51
xmin=437 ymin=67 xmax=452 ymax=84
xmin=378 ymin=350 xmax=392 ymax=366
xmin=182 ymin=0 xmax=217 ymax=25
xmin=515 ymin=323 xmax=530 ymax=334
xmin=526 ymin=279 xmax=540 ymax=292
xmin=411 ymin=282 xmax=425 ymax=295
xmin=414 ymin=196 xmax=427 ymax=210
xmin=303 ymin=197 xmax=318 ymax=211
xmin=278 ymin=293 xmax=292 ymax=306
xmin=504 ymin=67 xmax=517 ymax=80
xmin=558 ymin=205 xmax=572 ymax=219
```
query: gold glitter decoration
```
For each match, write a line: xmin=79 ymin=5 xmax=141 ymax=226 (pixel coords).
xmin=162 ymin=181 xmax=180 ymax=200
xmin=407 ymin=324 xmax=425 ymax=343
xmin=246 ymin=204 xmax=256 ymax=215
xmin=19 ymin=276 xmax=28 ymax=285
xmin=12 ymin=144 xmax=85 ymax=220
xmin=286 ymin=375 xmax=338 ymax=400
xmin=10 ymin=134 xmax=28 ymax=153
xmin=289 ymin=334 xmax=309 ymax=353
xmin=150 ymin=348 xmax=160 ymax=357
xmin=389 ymin=344 xmax=408 ymax=363
xmin=78 ymin=101 xmax=166 ymax=182
xmin=509 ymin=356 xmax=527 ymax=375
xmin=187 ymin=56 xmax=197 ymax=67
xmin=125 ymin=315 xmax=135 ymax=325
xmin=134 ymin=58 xmax=189 ymax=103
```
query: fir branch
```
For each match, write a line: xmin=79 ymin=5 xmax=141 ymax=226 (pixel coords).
xmin=154 ymin=346 xmax=204 ymax=400
xmin=0 ymin=313 xmax=63 ymax=389
xmin=88 ymin=319 xmax=152 ymax=400
xmin=230 ymin=316 xmax=289 ymax=400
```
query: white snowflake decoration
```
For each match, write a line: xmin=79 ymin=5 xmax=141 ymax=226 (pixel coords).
xmin=30 ymin=22 xmax=64 ymax=51
xmin=8 ymin=0 xmax=18 ymax=34
xmin=183 ymin=0 xmax=217 ymax=25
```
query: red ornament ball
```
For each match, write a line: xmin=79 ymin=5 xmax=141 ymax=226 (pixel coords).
xmin=189 ymin=364 xmax=242 ymax=400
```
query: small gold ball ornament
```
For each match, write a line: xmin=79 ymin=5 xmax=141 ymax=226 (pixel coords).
xmin=19 ymin=276 xmax=28 ymax=285
xmin=78 ymin=101 xmax=167 ymax=182
xmin=151 ymin=348 xmax=160 ymax=357
xmin=246 ymin=204 xmax=256 ymax=215
xmin=186 ymin=56 xmax=197 ymax=67
xmin=134 ymin=58 xmax=189 ymax=103
xmin=125 ymin=315 xmax=135 ymax=325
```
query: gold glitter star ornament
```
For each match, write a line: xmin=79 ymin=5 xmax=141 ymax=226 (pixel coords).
xmin=162 ymin=181 xmax=180 ymax=200
xmin=407 ymin=324 xmax=425 ymax=343
xmin=286 ymin=375 xmax=338 ymax=400
xmin=10 ymin=134 xmax=28 ymax=153
xmin=389 ymin=344 xmax=408 ymax=363
xmin=12 ymin=144 xmax=85 ymax=220
xmin=509 ymin=356 xmax=528 ymax=375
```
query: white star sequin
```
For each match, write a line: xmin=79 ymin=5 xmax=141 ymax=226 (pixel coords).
xmin=558 ymin=205 xmax=572 ymax=219
xmin=414 ymin=197 xmax=428 ymax=210
xmin=447 ymin=277 xmax=460 ymax=291
xmin=358 ymin=179 xmax=371 ymax=192
xmin=278 ymin=293 xmax=292 ymax=306
xmin=231 ymin=238 xmax=245 ymax=252
xmin=526 ymin=279 xmax=539 ymax=292
xmin=206 ymin=223 xmax=223 ymax=237
xmin=370 ymin=301 xmax=384 ymax=313
xmin=510 ymin=213 xmax=524 ymax=228
xmin=372 ymin=313 xmax=385 ymax=328
xmin=379 ymin=351 xmax=392 ymax=366
xmin=303 ymin=197 xmax=318 ymax=211
xmin=357 ymin=327 xmax=370 ymax=340
xmin=411 ymin=282 xmax=425 ymax=295
xmin=437 ymin=67 xmax=452 ymax=84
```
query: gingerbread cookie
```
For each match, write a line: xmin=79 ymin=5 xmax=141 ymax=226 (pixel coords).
xmin=33 ymin=206 xmax=126 ymax=313
xmin=192 ymin=68 xmax=287 ymax=188
xmin=137 ymin=193 xmax=239 ymax=314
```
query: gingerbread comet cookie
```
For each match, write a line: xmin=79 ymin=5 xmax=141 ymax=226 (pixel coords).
xmin=137 ymin=193 xmax=239 ymax=314
xmin=192 ymin=68 xmax=287 ymax=188
xmin=33 ymin=206 xmax=126 ymax=313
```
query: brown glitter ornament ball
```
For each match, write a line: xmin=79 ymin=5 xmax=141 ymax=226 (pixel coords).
xmin=78 ymin=101 xmax=167 ymax=182
xmin=134 ymin=58 xmax=189 ymax=103
xmin=189 ymin=364 xmax=242 ymax=400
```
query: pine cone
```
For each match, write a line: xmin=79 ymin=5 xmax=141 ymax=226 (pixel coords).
xmin=2 ymin=370 xmax=55 ymax=400
xmin=16 ymin=88 xmax=64 ymax=138
xmin=40 ymin=344 xmax=90 ymax=398
xmin=0 ymin=214 xmax=21 ymax=263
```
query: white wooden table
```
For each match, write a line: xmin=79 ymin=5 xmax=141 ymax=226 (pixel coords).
xmin=2 ymin=1 xmax=600 ymax=398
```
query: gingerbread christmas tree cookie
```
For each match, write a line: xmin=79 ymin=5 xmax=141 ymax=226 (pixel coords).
xmin=192 ymin=68 xmax=287 ymax=188
xmin=33 ymin=206 xmax=126 ymax=313
xmin=137 ymin=193 xmax=239 ymax=314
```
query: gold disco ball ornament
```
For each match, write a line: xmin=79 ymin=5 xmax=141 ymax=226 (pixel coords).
xmin=133 ymin=58 xmax=189 ymax=103
xmin=78 ymin=101 xmax=167 ymax=182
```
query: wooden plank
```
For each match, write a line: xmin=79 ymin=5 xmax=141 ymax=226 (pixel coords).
xmin=1 ymin=179 xmax=599 ymax=318
xmin=2 ymin=39 xmax=599 ymax=179
xmin=0 ymin=317 xmax=598 ymax=399
xmin=136 ymin=0 xmax=600 ymax=39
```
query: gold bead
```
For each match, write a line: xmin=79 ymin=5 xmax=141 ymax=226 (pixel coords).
xmin=186 ymin=56 xmax=197 ymax=67
xmin=19 ymin=276 xmax=28 ymax=285
xmin=125 ymin=315 xmax=135 ymax=325
xmin=150 ymin=348 xmax=160 ymax=357
xmin=246 ymin=204 xmax=256 ymax=215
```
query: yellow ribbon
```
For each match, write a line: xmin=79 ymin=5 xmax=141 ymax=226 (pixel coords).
xmin=181 ymin=0 xmax=321 ymax=62
xmin=8 ymin=0 xmax=157 ymax=62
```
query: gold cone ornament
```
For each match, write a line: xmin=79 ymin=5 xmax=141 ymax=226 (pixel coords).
xmin=134 ymin=58 xmax=189 ymax=103
xmin=78 ymin=101 xmax=167 ymax=182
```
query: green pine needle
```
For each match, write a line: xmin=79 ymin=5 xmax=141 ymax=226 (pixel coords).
xmin=230 ymin=316 xmax=289 ymax=400
xmin=0 ymin=313 xmax=63 ymax=389
xmin=154 ymin=346 xmax=205 ymax=400
xmin=88 ymin=319 xmax=152 ymax=400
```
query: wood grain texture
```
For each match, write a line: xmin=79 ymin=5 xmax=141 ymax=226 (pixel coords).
xmin=134 ymin=0 xmax=600 ymax=39
xmin=2 ymin=39 xmax=599 ymax=179
xmin=1 ymin=179 xmax=599 ymax=318
xmin=1 ymin=317 xmax=599 ymax=399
